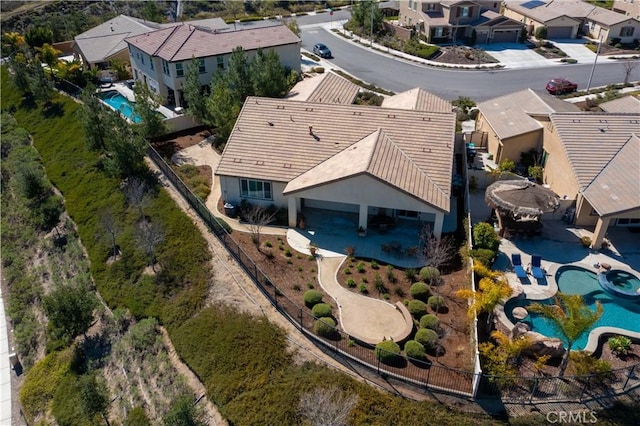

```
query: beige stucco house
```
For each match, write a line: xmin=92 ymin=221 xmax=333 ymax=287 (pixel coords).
xmin=612 ymin=0 xmax=640 ymax=20
xmin=503 ymin=0 xmax=640 ymax=42
xmin=125 ymin=24 xmax=300 ymax=107
xmin=215 ymin=91 xmax=456 ymax=238
xmin=400 ymin=0 xmax=524 ymax=43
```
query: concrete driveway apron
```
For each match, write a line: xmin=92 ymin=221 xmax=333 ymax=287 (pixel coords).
xmin=550 ymin=40 xmax=597 ymax=64
xmin=478 ymin=42 xmax=560 ymax=69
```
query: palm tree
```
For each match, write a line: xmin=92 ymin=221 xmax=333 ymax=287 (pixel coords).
xmin=456 ymin=264 xmax=512 ymax=328
xmin=37 ymin=43 xmax=62 ymax=77
xmin=528 ymin=293 xmax=603 ymax=377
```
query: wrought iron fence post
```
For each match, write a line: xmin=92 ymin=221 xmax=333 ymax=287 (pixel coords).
xmin=299 ymin=308 xmax=303 ymax=332
xmin=623 ymin=365 xmax=634 ymax=390
xmin=529 ymin=378 xmax=538 ymax=403
xmin=426 ymin=363 xmax=432 ymax=386
xmin=377 ymin=354 xmax=381 ymax=374
xmin=579 ymin=376 xmax=590 ymax=402
xmin=274 ymin=286 xmax=278 ymax=308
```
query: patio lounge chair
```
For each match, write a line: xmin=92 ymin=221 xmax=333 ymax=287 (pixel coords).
xmin=531 ymin=255 xmax=546 ymax=280
xmin=511 ymin=253 xmax=529 ymax=281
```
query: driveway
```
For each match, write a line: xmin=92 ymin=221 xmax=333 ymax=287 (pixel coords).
xmin=477 ymin=42 xmax=560 ymax=69
xmin=550 ymin=40 xmax=596 ymax=64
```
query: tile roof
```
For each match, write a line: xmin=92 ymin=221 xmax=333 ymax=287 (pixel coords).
xmin=284 ymin=129 xmax=449 ymax=210
xmin=599 ymin=95 xmax=640 ymax=113
xmin=504 ymin=0 xmax=633 ymax=26
xmin=74 ymin=15 xmax=157 ymax=63
xmin=125 ymin=23 xmax=300 ymax=62
xmin=286 ymin=72 xmax=360 ymax=105
xmin=216 ymin=97 xmax=456 ymax=211
xmin=582 ymin=134 xmax=640 ymax=216
xmin=382 ymin=88 xmax=453 ymax=113
xmin=550 ymin=112 xmax=640 ymax=192
xmin=477 ymin=89 xmax=579 ymax=139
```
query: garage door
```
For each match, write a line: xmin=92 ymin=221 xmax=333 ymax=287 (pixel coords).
xmin=492 ymin=30 xmax=518 ymax=43
xmin=476 ymin=31 xmax=489 ymax=44
xmin=547 ymin=26 xmax=573 ymax=39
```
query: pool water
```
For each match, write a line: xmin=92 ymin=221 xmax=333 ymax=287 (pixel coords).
xmin=100 ymin=90 xmax=141 ymax=123
xmin=505 ymin=265 xmax=640 ymax=350
xmin=607 ymin=270 xmax=640 ymax=294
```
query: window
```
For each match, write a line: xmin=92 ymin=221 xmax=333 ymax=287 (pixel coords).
xmin=540 ymin=150 xmax=549 ymax=167
xmin=198 ymin=58 xmax=206 ymax=73
xmin=435 ymin=27 xmax=443 ymax=37
xmin=141 ymin=54 xmax=145 ymax=65
xmin=149 ymin=56 xmax=154 ymax=71
xmin=396 ymin=209 xmax=419 ymax=219
xmin=162 ymin=59 xmax=170 ymax=75
xmin=426 ymin=3 xmax=436 ymax=11
xmin=620 ymin=26 xmax=635 ymax=37
xmin=461 ymin=6 xmax=470 ymax=17
xmin=240 ymin=179 xmax=272 ymax=200
xmin=217 ymin=56 xmax=224 ymax=70
xmin=176 ymin=62 xmax=184 ymax=77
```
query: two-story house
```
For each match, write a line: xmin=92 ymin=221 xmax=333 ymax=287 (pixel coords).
xmin=400 ymin=0 xmax=524 ymax=44
xmin=125 ymin=23 xmax=300 ymax=107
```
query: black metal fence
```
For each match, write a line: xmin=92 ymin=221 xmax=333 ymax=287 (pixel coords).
xmin=147 ymin=146 xmax=640 ymax=402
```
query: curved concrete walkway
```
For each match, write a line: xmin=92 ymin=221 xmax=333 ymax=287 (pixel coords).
xmin=170 ymin=140 xmax=411 ymax=345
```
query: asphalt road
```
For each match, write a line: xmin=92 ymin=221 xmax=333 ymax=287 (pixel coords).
xmin=291 ymin=8 xmax=638 ymax=101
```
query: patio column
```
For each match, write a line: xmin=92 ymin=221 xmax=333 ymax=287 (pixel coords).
xmin=359 ymin=203 xmax=368 ymax=231
xmin=591 ymin=216 xmax=611 ymax=250
xmin=433 ymin=212 xmax=444 ymax=239
xmin=288 ymin=196 xmax=297 ymax=228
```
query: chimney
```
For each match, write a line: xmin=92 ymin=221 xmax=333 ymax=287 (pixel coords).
xmin=309 ymin=125 xmax=313 ymax=135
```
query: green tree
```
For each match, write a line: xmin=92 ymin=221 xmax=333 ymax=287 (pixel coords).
xmin=183 ymin=58 xmax=210 ymax=125
xmin=206 ymin=73 xmax=241 ymax=147
xmin=25 ymin=26 xmax=53 ymax=49
xmin=133 ymin=83 xmax=169 ymax=139
xmin=78 ymin=373 xmax=110 ymax=424
xmin=43 ymin=284 xmax=97 ymax=342
xmin=7 ymin=52 xmax=31 ymax=93
xmin=472 ymin=222 xmax=500 ymax=251
xmin=102 ymin=113 xmax=148 ymax=178
xmin=163 ymin=396 xmax=205 ymax=426
xmin=479 ymin=330 xmax=532 ymax=385
xmin=498 ymin=158 xmax=515 ymax=173
xmin=126 ymin=407 xmax=151 ymax=426
xmin=142 ymin=0 xmax=164 ymax=23
xmin=227 ymin=47 xmax=251 ymax=102
xmin=349 ymin=1 xmax=384 ymax=35
xmin=37 ymin=43 xmax=62 ymax=76
xmin=225 ymin=1 xmax=245 ymax=30
xmin=249 ymin=48 xmax=288 ymax=98
xmin=529 ymin=293 xmax=603 ymax=377
xmin=286 ymin=19 xmax=301 ymax=37
xmin=28 ymin=59 xmax=54 ymax=103
xmin=456 ymin=264 xmax=512 ymax=327
xmin=79 ymin=84 xmax=113 ymax=152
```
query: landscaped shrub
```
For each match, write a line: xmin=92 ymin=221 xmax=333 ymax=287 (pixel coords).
xmin=410 ymin=282 xmax=431 ymax=301
xmin=359 ymin=283 xmax=368 ymax=294
xmin=419 ymin=266 xmax=440 ymax=284
xmin=473 ymin=222 xmax=500 ymax=251
xmin=356 ymin=262 xmax=366 ymax=273
xmin=314 ymin=317 xmax=337 ymax=338
xmin=580 ymin=236 xmax=592 ymax=248
xmin=420 ymin=314 xmax=440 ymax=330
xmin=608 ymin=335 xmax=632 ymax=356
xmin=403 ymin=39 xmax=440 ymax=59
xmin=534 ymin=26 xmax=547 ymax=40
xmin=570 ymin=351 xmax=612 ymax=378
xmin=375 ymin=340 xmax=401 ymax=365
xmin=404 ymin=340 xmax=426 ymax=359
xmin=469 ymin=248 xmax=496 ymax=266
xmin=311 ymin=303 xmax=332 ymax=318
xmin=415 ymin=328 xmax=438 ymax=349
xmin=407 ymin=300 xmax=428 ymax=318
xmin=346 ymin=278 xmax=356 ymax=288
xmin=370 ymin=260 xmax=379 ymax=269
xmin=303 ymin=290 xmax=323 ymax=308
xmin=404 ymin=268 xmax=417 ymax=283
xmin=386 ymin=264 xmax=397 ymax=283
xmin=428 ymin=295 xmax=446 ymax=312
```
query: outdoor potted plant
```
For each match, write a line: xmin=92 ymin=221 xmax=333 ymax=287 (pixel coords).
xmin=308 ymin=242 xmax=318 ymax=256
xmin=358 ymin=226 xmax=367 ymax=237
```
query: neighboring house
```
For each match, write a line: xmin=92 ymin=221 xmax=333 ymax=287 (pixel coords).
xmin=612 ymin=0 xmax=640 ymax=20
xmin=599 ymin=95 xmax=640 ymax=113
xmin=126 ymin=24 xmax=300 ymax=107
xmin=503 ymin=0 xmax=640 ymax=42
xmin=73 ymin=14 xmax=229 ymax=70
xmin=215 ymin=96 xmax=457 ymax=238
xmin=399 ymin=0 xmax=524 ymax=43
xmin=382 ymin=87 xmax=453 ymax=112
xmin=286 ymin=71 xmax=361 ymax=104
xmin=541 ymin=113 xmax=640 ymax=247
xmin=475 ymin=89 xmax=580 ymax=165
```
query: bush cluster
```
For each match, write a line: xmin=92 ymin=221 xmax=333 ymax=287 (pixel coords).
xmin=303 ymin=290 xmax=323 ymax=308
xmin=404 ymin=340 xmax=426 ymax=359
xmin=311 ymin=303 xmax=332 ymax=318
xmin=415 ymin=328 xmax=438 ymax=349
xmin=410 ymin=282 xmax=431 ymax=301
xmin=407 ymin=299 xmax=428 ymax=318
xmin=419 ymin=266 xmax=440 ymax=284
xmin=419 ymin=314 xmax=440 ymax=330
xmin=314 ymin=317 xmax=337 ymax=338
xmin=375 ymin=340 xmax=401 ymax=365
xmin=428 ymin=295 xmax=446 ymax=312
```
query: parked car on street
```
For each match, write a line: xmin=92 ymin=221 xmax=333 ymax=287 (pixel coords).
xmin=546 ymin=78 xmax=578 ymax=95
xmin=313 ymin=43 xmax=332 ymax=59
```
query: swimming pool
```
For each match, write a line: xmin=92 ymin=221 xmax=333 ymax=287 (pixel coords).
xmin=504 ymin=265 xmax=640 ymax=350
xmin=99 ymin=90 xmax=141 ymax=123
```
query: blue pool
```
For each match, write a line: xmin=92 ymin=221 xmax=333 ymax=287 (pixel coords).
xmin=99 ymin=90 xmax=141 ymax=123
xmin=505 ymin=265 xmax=640 ymax=350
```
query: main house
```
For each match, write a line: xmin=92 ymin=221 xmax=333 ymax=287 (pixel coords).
xmin=503 ymin=0 xmax=640 ymax=42
xmin=72 ymin=14 xmax=229 ymax=70
xmin=399 ymin=0 xmax=525 ymax=43
xmin=125 ymin=24 xmax=300 ymax=107
xmin=215 ymin=89 xmax=457 ymax=238
xmin=476 ymin=90 xmax=640 ymax=247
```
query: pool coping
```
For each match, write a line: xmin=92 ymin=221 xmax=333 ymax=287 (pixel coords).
xmin=498 ymin=261 xmax=640 ymax=354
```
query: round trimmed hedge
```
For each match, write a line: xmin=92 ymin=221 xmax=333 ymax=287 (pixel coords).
xmin=407 ymin=299 xmax=428 ymax=318
xmin=304 ymin=290 xmax=323 ymax=308
xmin=410 ymin=282 xmax=431 ymax=301
xmin=314 ymin=317 xmax=336 ymax=338
xmin=419 ymin=314 xmax=440 ymax=330
xmin=311 ymin=303 xmax=332 ymax=318
xmin=415 ymin=328 xmax=438 ymax=349
xmin=375 ymin=340 xmax=401 ymax=365
xmin=428 ymin=295 xmax=446 ymax=312
xmin=420 ymin=266 xmax=440 ymax=284
xmin=404 ymin=340 xmax=426 ymax=359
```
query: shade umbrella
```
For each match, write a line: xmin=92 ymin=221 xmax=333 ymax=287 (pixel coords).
xmin=485 ymin=180 xmax=560 ymax=221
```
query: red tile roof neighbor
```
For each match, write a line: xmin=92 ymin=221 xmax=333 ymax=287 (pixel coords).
xmin=125 ymin=24 xmax=300 ymax=62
